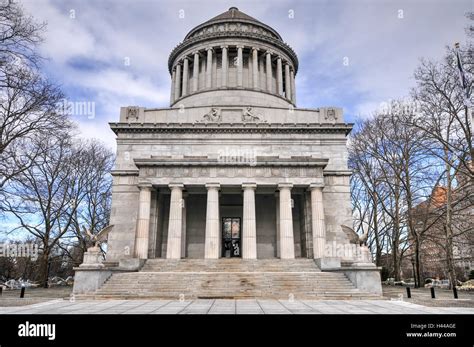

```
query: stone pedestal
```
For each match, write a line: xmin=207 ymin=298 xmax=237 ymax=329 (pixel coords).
xmin=342 ymin=267 xmax=383 ymax=295
xmin=73 ymin=268 xmax=113 ymax=294
xmin=316 ymin=257 xmax=341 ymax=270
xmin=80 ymin=249 xmax=104 ymax=268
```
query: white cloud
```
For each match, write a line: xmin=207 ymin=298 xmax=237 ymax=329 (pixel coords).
xmin=21 ymin=0 xmax=472 ymax=129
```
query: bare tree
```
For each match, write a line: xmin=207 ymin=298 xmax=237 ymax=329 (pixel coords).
xmin=409 ymin=46 xmax=473 ymax=288
xmin=3 ymin=135 xmax=92 ymax=287
xmin=67 ymin=140 xmax=114 ymax=265
xmin=0 ymin=0 xmax=68 ymax=198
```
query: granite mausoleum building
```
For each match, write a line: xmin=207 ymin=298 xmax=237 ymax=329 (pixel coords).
xmin=73 ymin=7 xmax=382 ymax=299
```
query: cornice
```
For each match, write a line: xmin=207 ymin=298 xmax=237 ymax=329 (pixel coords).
xmin=109 ymin=122 xmax=354 ymax=136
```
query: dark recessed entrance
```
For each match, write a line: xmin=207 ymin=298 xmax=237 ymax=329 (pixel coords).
xmin=222 ymin=217 xmax=241 ymax=257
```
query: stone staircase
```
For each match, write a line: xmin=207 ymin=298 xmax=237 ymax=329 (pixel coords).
xmin=78 ymin=259 xmax=381 ymax=300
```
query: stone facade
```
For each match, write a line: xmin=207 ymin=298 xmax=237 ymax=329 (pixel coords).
xmin=105 ymin=7 xmax=356 ymax=263
xmin=74 ymin=7 xmax=382 ymax=297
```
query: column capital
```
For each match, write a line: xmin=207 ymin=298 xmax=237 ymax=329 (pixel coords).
xmin=206 ymin=46 xmax=214 ymax=52
xmin=242 ymin=182 xmax=257 ymax=190
xmin=205 ymin=182 xmax=220 ymax=189
xmin=169 ymin=183 xmax=184 ymax=190
xmin=266 ymin=50 xmax=274 ymax=56
xmin=276 ymin=55 xmax=282 ymax=60
xmin=192 ymin=50 xmax=201 ymax=56
xmin=284 ymin=61 xmax=291 ymax=67
xmin=252 ymin=47 xmax=259 ymax=52
xmin=278 ymin=183 xmax=293 ymax=190
xmin=138 ymin=182 xmax=153 ymax=190
xmin=182 ymin=56 xmax=189 ymax=61
xmin=309 ymin=182 xmax=325 ymax=190
xmin=236 ymin=45 xmax=245 ymax=49
xmin=220 ymin=45 xmax=228 ymax=49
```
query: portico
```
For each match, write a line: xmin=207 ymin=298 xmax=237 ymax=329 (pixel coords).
xmin=131 ymin=159 xmax=329 ymax=260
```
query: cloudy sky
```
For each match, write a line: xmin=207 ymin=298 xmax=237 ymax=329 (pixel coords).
xmin=21 ymin=0 xmax=472 ymax=150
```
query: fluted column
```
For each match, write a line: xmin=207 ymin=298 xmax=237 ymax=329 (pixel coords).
xmin=275 ymin=192 xmax=280 ymax=258
xmin=276 ymin=56 xmax=283 ymax=96
xmin=134 ymin=183 xmax=152 ymax=259
xmin=170 ymin=68 xmax=176 ymax=104
xmin=284 ymin=62 xmax=291 ymax=100
xmin=182 ymin=57 xmax=189 ymax=96
xmin=278 ymin=183 xmax=295 ymax=259
xmin=192 ymin=51 xmax=200 ymax=93
xmin=205 ymin=183 xmax=220 ymax=259
xmin=310 ymin=184 xmax=326 ymax=259
xmin=252 ymin=47 xmax=259 ymax=89
xmin=206 ymin=47 xmax=213 ymax=89
xmin=237 ymin=45 xmax=243 ymax=87
xmin=266 ymin=51 xmax=272 ymax=92
xmin=221 ymin=46 xmax=228 ymax=87
xmin=242 ymin=183 xmax=257 ymax=259
xmin=166 ymin=183 xmax=184 ymax=259
xmin=290 ymin=67 xmax=296 ymax=104
xmin=174 ymin=63 xmax=181 ymax=101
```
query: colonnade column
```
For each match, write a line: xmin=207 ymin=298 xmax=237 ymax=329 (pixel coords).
xmin=266 ymin=51 xmax=272 ymax=92
xmin=237 ymin=45 xmax=243 ymax=87
xmin=206 ymin=47 xmax=213 ymax=89
xmin=242 ymin=183 xmax=257 ymax=259
xmin=204 ymin=183 xmax=220 ymax=259
xmin=134 ymin=183 xmax=152 ymax=259
xmin=275 ymin=192 xmax=280 ymax=258
xmin=192 ymin=51 xmax=200 ymax=92
xmin=170 ymin=68 xmax=176 ymax=104
xmin=278 ymin=183 xmax=295 ymax=259
xmin=284 ymin=62 xmax=291 ymax=100
xmin=182 ymin=57 xmax=189 ymax=96
xmin=310 ymin=183 xmax=326 ymax=259
xmin=276 ymin=56 xmax=283 ymax=96
xmin=252 ymin=47 xmax=259 ymax=89
xmin=174 ymin=63 xmax=181 ymax=101
xmin=290 ymin=67 xmax=296 ymax=104
xmin=166 ymin=183 xmax=184 ymax=259
xmin=221 ymin=46 xmax=228 ymax=87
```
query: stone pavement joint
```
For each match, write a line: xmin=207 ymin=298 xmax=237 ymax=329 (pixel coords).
xmin=1 ymin=299 xmax=473 ymax=314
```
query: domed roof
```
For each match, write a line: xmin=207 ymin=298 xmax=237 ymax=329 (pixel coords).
xmin=184 ymin=7 xmax=283 ymax=41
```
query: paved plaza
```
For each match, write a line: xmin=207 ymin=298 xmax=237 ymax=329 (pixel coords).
xmin=1 ymin=299 xmax=473 ymax=314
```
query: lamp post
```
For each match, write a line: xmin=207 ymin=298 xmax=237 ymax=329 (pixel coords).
xmin=411 ymin=257 xmax=417 ymax=288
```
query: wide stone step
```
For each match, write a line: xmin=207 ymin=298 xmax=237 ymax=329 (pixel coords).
xmin=81 ymin=259 xmax=381 ymax=300
xmin=140 ymin=259 xmax=321 ymax=273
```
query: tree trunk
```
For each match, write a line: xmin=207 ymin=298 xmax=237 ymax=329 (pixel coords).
xmin=372 ymin=192 xmax=382 ymax=266
xmin=444 ymin=145 xmax=457 ymax=289
xmin=38 ymin=249 xmax=50 ymax=288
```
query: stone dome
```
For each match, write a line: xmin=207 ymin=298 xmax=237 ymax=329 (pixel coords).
xmin=168 ymin=7 xmax=298 ymax=108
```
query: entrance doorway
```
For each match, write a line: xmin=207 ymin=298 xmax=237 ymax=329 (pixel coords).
xmin=222 ymin=217 xmax=241 ymax=257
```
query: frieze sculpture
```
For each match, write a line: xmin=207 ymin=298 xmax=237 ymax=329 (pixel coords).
xmin=202 ymin=108 xmax=222 ymax=122
xmin=242 ymin=107 xmax=265 ymax=122
xmin=324 ymin=108 xmax=337 ymax=122
xmin=126 ymin=106 xmax=139 ymax=120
